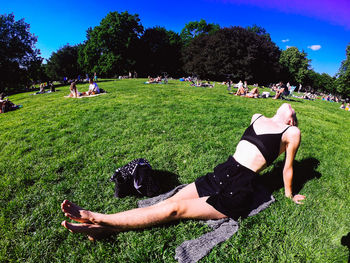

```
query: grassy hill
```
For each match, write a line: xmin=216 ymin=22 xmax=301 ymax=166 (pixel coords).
xmin=0 ymin=79 xmax=349 ymax=262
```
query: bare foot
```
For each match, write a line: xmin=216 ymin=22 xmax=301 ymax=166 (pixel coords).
xmin=61 ymin=200 xmax=94 ymax=224
xmin=61 ymin=220 xmax=118 ymax=241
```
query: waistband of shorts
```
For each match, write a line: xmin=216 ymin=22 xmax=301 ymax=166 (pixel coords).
xmin=229 ymin=155 xmax=258 ymax=175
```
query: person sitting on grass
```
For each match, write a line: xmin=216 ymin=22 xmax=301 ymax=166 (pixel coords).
xmin=68 ymin=82 xmax=81 ymax=98
xmin=49 ymin=82 xmax=55 ymax=92
xmin=0 ymin=93 xmax=5 ymax=103
xmin=85 ymin=79 xmax=100 ymax=95
xmin=244 ymin=81 xmax=248 ymax=92
xmin=345 ymin=103 xmax=350 ymax=111
xmin=61 ymin=103 xmax=304 ymax=241
xmin=34 ymin=83 xmax=45 ymax=95
xmin=273 ymin=82 xmax=288 ymax=99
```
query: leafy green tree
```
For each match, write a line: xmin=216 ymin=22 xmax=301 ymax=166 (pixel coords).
xmin=45 ymin=44 xmax=81 ymax=80
xmin=246 ymin=24 xmax=271 ymax=40
xmin=183 ymin=26 xmax=281 ymax=83
xmin=136 ymin=27 xmax=183 ymax=77
xmin=306 ymin=70 xmax=335 ymax=93
xmin=279 ymin=47 xmax=310 ymax=85
xmin=0 ymin=13 xmax=42 ymax=93
xmin=336 ymin=44 xmax=350 ymax=97
xmin=78 ymin=11 xmax=143 ymax=77
xmin=180 ymin=19 xmax=219 ymax=46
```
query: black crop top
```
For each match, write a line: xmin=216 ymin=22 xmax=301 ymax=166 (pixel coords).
xmin=240 ymin=115 xmax=290 ymax=166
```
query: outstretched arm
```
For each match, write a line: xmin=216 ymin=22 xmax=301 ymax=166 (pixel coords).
xmin=283 ymin=127 xmax=305 ymax=204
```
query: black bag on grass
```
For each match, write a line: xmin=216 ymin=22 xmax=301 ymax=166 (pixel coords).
xmin=110 ymin=158 xmax=161 ymax=198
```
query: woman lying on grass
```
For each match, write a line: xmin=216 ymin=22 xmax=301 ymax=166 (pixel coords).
xmin=61 ymin=103 xmax=305 ymax=240
xmin=244 ymin=87 xmax=260 ymax=98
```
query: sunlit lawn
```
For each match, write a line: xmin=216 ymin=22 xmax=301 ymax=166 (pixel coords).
xmin=0 ymin=79 xmax=349 ymax=262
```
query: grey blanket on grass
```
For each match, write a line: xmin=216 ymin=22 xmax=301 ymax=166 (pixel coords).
xmin=138 ymin=184 xmax=275 ymax=263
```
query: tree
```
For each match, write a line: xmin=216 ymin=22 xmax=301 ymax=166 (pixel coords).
xmin=336 ymin=44 xmax=350 ymax=97
xmin=78 ymin=11 xmax=143 ymax=77
xmin=279 ymin=47 xmax=310 ymax=85
xmin=180 ymin=19 xmax=219 ymax=46
xmin=305 ymin=70 xmax=335 ymax=93
xmin=182 ymin=26 xmax=281 ymax=83
xmin=45 ymin=44 xmax=81 ymax=80
xmin=246 ymin=24 xmax=271 ymax=40
xmin=136 ymin=27 xmax=183 ymax=77
xmin=0 ymin=13 xmax=42 ymax=93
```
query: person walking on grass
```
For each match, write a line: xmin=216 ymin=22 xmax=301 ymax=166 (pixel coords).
xmin=61 ymin=103 xmax=304 ymax=240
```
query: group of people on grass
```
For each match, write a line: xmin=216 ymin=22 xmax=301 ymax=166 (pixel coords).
xmin=190 ymin=80 xmax=214 ymax=88
xmin=339 ymin=102 xmax=350 ymax=111
xmin=69 ymin=73 xmax=98 ymax=84
xmin=145 ymin=76 xmax=163 ymax=84
xmin=33 ymin=82 xmax=56 ymax=94
xmin=68 ymin=79 xmax=101 ymax=98
xmin=322 ymin=94 xmax=340 ymax=102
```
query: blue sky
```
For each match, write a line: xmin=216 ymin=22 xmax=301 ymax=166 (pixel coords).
xmin=3 ymin=0 xmax=350 ymax=76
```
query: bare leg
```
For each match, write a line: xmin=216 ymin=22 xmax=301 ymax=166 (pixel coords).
xmin=61 ymin=183 xmax=199 ymax=223
xmin=61 ymin=197 xmax=226 ymax=235
xmin=273 ymin=88 xmax=283 ymax=99
xmin=236 ymin=87 xmax=245 ymax=96
xmin=159 ymin=183 xmax=199 ymax=203
xmin=61 ymin=182 xmax=226 ymax=240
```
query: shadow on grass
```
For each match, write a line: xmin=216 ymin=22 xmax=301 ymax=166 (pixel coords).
xmin=94 ymin=79 xmax=116 ymax=83
xmin=341 ymin=232 xmax=350 ymax=263
xmin=152 ymin=169 xmax=181 ymax=193
xmin=259 ymin=157 xmax=321 ymax=194
xmin=110 ymin=169 xmax=180 ymax=198
xmin=281 ymin=97 xmax=303 ymax=102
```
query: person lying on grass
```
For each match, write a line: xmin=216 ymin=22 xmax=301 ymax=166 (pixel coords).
xmin=61 ymin=103 xmax=305 ymax=241
xmin=244 ymin=87 xmax=260 ymax=98
xmin=146 ymin=76 xmax=162 ymax=84
xmin=0 ymin=93 xmax=22 ymax=113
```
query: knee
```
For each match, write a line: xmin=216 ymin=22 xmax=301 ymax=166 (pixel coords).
xmin=166 ymin=201 xmax=185 ymax=219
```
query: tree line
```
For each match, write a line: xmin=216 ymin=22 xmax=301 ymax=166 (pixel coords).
xmin=1 ymin=11 xmax=349 ymax=97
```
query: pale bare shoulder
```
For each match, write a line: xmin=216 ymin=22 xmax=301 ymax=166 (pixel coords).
xmin=285 ymin=126 xmax=301 ymax=144
xmin=250 ymin=113 xmax=262 ymax=124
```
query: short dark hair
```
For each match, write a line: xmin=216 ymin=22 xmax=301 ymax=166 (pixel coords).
xmin=292 ymin=112 xmax=298 ymax=127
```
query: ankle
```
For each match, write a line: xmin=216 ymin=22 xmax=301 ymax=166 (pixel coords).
xmin=89 ymin=212 xmax=102 ymax=224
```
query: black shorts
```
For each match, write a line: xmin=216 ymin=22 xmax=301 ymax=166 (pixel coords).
xmin=195 ymin=156 xmax=270 ymax=220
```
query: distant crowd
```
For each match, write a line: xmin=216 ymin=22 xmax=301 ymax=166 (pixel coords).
xmin=179 ymin=76 xmax=349 ymax=109
xmin=1 ymin=75 xmax=349 ymax=114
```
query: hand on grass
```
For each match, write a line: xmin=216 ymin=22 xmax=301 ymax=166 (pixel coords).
xmin=292 ymin=194 xmax=306 ymax=204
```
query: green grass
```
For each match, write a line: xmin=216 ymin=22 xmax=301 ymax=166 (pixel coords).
xmin=0 ymin=79 xmax=349 ymax=262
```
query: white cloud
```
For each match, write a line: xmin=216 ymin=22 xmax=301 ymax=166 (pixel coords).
xmin=282 ymin=39 xmax=290 ymax=43
xmin=308 ymin=45 xmax=321 ymax=51
xmin=286 ymin=45 xmax=293 ymax=49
